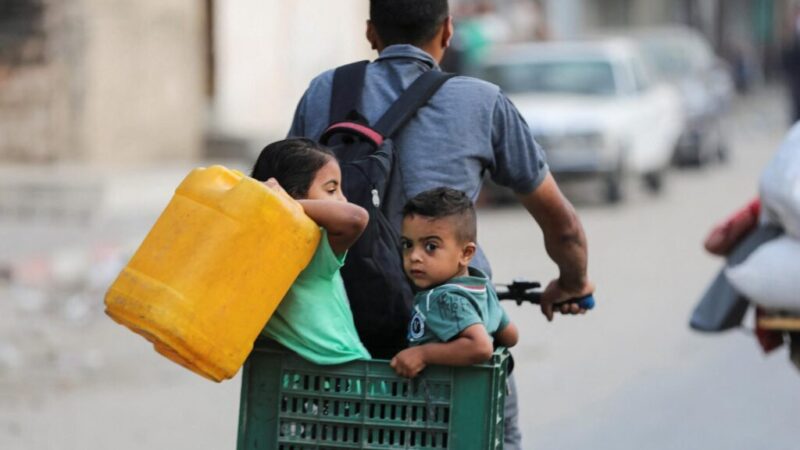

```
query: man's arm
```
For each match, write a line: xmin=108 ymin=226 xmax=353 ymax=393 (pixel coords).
xmin=516 ymin=174 xmax=594 ymax=321
xmin=487 ymin=92 xmax=594 ymax=319
xmin=390 ymin=324 xmax=494 ymax=378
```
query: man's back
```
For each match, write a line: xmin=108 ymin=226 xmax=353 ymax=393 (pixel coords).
xmin=289 ymin=5 xmax=592 ymax=443
xmin=289 ymin=44 xmax=548 ymax=274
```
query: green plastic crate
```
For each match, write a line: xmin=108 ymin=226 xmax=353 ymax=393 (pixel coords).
xmin=237 ymin=340 xmax=509 ymax=450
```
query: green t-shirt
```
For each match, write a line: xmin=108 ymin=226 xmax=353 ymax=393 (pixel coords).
xmin=261 ymin=229 xmax=370 ymax=364
xmin=407 ymin=267 xmax=510 ymax=346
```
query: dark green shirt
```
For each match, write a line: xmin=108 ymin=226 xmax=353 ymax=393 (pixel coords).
xmin=407 ymin=268 xmax=510 ymax=346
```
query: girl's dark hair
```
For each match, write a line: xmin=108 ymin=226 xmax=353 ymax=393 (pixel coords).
xmin=370 ymin=0 xmax=449 ymax=47
xmin=402 ymin=187 xmax=477 ymax=242
xmin=250 ymin=138 xmax=335 ymax=199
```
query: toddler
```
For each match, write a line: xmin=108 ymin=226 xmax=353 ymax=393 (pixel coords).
xmin=391 ymin=187 xmax=518 ymax=378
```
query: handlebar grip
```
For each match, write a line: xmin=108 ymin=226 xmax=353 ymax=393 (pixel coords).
xmin=576 ymin=294 xmax=595 ymax=310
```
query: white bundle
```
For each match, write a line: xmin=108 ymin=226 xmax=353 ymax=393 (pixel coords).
xmin=725 ymin=236 xmax=800 ymax=312
xmin=759 ymin=122 xmax=800 ymax=238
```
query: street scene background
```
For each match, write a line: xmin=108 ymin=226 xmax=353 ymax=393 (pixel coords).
xmin=2 ymin=0 xmax=800 ymax=449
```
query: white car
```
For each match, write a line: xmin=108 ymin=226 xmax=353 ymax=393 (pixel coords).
xmin=631 ymin=26 xmax=734 ymax=166
xmin=480 ymin=39 xmax=684 ymax=203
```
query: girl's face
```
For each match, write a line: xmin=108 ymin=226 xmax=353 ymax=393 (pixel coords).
xmin=305 ymin=158 xmax=346 ymax=202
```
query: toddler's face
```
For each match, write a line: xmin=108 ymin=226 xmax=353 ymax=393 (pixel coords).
xmin=306 ymin=158 xmax=346 ymax=202
xmin=401 ymin=214 xmax=475 ymax=290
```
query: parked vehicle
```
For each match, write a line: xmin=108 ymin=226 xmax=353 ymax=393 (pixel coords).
xmin=479 ymin=39 xmax=683 ymax=203
xmin=630 ymin=26 xmax=734 ymax=166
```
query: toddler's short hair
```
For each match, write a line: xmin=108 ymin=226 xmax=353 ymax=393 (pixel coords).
xmin=402 ymin=187 xmax=477 ymax=243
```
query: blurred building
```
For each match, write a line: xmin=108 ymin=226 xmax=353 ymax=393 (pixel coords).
xmin=3 ymin=0 xmax=794 ymax=166
xmin=210 ymin=0 xmax=371 ymax=157
xmin=452 ymin=0 xmax=795 ymax=90
xmin=544 ymin=0 xmax=795 ymax=88
xmin=0 ymin=0 xmax=370 ymax=165
xmin=0 ymin=0 xmax=205 ymax=165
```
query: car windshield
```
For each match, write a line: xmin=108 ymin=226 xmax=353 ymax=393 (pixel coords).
xmin=483 ymin=60 xmax=617 ymax=96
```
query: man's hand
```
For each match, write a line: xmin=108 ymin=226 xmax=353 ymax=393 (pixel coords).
xmin=390 ymin=347 xmax=427 ymax=378
xmin=540 ymin=278 xmax=595 ymax=322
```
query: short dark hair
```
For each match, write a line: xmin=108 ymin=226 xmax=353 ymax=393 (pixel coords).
xmin=402 ymin=187 xmax=477 ymax=242
xmin=370 ymin=0 xmax=449 ymax=47
xmin=250 ymin=138 xmax=335 ymax=199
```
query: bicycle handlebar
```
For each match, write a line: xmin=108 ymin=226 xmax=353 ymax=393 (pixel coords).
xmin=495 ymin=280 xmax=596 ymax=310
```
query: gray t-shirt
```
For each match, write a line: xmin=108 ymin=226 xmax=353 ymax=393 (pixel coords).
xmin=288 ymin=44 xmax=549 ymax=276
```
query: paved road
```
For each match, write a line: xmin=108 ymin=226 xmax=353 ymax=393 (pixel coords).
xmin=1 ymin=87 xmax=798 ymax=449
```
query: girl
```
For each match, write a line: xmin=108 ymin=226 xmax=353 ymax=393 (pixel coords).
xmin=251 ymin=138 xmax=371 ymax=363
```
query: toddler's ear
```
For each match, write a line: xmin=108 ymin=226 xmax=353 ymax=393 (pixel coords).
xmin=459 ymin=242 xmax=477 ymax=266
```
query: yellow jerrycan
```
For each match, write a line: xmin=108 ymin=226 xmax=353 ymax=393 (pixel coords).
xmin=104 ymin=165 xmax=320 ymax=382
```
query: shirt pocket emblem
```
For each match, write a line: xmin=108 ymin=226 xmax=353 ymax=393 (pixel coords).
xmin=408 ymin=310 xmax=425 ymax=341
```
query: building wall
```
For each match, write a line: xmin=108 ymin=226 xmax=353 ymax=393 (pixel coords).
xmin=0 ymin=0 xmax=71 ymax=163
xmin=0 ymin=0 xmax=205 ymax=165
xmin=81 ymin=0 xmax=205 ymax=165
xmin=213 ymin=0 xmax=372 ymax=143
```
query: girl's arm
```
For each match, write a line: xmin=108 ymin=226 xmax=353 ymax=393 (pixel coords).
xmin=390 ymin=324 xmax=494 ymax=378
xmin=297 ymin=199 xmax=368 ymax=255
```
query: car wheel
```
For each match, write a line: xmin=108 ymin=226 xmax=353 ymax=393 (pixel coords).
xmin=716 ymin=140 xmax=730 ymax=164
xmin=604 ymin=176 xmax=622 ymax=204
xmin=691 ymin=139 xmax=711 ymax=167
xmin=697 ymin=140 xmax=712 ymax=167
xmin=604 ymin=152 xmax=627 ymax=204
xmin=643 ymin=170 xmax=664 ymax=194
xmin=604 ymin=165 xmax=625 ymax=204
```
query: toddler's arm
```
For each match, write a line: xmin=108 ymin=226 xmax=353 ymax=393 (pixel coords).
xmin=390 ymin=324 xmax=494 ymax=378
xmin=494 ymin=321 xmax=519 ymax=348
xmin=298 ymin=200 xmax=368 ymax=255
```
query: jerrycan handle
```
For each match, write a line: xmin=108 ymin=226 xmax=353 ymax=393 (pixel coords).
xmin=209 ymin=165 xmax=245 ymax=190
xmin=175 ymin=166 xmax=245 ymax=209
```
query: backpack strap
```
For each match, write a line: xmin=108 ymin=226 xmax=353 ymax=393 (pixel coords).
xmin=329 ymin=60 xmax=369 ymax=124
xmin=321 ymin=65 xmax=454 ymax=146
xmin=372 ymin=70 xmax=456 ymax=138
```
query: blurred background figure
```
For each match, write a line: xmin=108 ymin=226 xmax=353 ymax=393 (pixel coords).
xmin=783 ymin=5 xmax=800 ymax=122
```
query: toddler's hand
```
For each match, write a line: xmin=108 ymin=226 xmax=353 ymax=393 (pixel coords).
xmin=390 ymin=347 xmax=427 ymax=378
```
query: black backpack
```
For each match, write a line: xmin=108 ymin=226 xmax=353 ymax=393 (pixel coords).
xmin=319 ymin=61 xmax=454 ymax=359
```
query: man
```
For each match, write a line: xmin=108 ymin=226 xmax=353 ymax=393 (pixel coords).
xmin=288 ymin=1 xmax=594 ymax=447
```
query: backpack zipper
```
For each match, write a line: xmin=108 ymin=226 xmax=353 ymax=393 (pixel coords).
xmin=371 ymin=189 xmax=380 ymax=208
xmin=346 ymin=161 xmax=386 ymax=210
